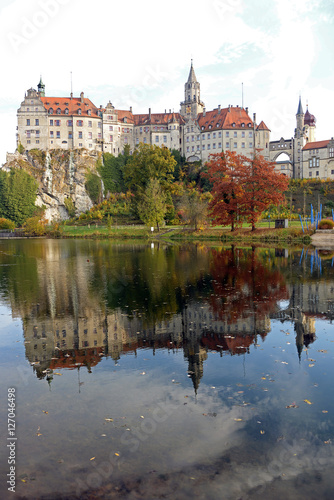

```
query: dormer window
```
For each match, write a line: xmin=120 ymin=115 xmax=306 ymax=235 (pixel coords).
xmin=48 ymin=108 xmax=53 ymax=114
xmin=124 ymin=117 xmax=127 ymax=123
xmin=241 ymin=123 xmax=245 ymax=127
xmin=78 ymin=108 xmax=82 ymax=115
xmin=57 ymin=108 xmax=61 ymax=114
xmin=248 ymin=123 xmax=252 ymax=128
xmin=232 ymin=122 xmax=236 ymax=127
xmin=65 ymin=108 xmax=69 ymax=114
xmin=87 ymin=109 xmax=91 ymax=115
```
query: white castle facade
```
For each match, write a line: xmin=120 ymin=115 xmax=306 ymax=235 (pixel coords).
xmin=16 ymin=62 xmax=270 ymax=165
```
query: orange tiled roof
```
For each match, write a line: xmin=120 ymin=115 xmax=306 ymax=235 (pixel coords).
xmin=41 ymin=96 xmax=100 ymax=117
xmin=134 ymin=112 xmax=186 ymax=126
xmin=197 ymin=106 xmax=253 ymax=131
xmin=256 ymin=120 xmax=270 ymax=131
xmin=302 ymin=140 xmax=330 ymax=151
xmin=116 ymin=110 xmax=135 ymax=124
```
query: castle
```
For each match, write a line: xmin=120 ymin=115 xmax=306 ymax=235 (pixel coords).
xmin=16 ymin=62 xmax=270 ymax=164
xmin=269 ymin=97 xmax=334 ymax=179
xmin=17 ymin=62 xmax=334 ymax=179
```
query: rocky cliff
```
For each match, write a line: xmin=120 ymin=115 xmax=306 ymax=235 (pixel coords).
xmin=4 ymin=149 xmax=102 ymax=221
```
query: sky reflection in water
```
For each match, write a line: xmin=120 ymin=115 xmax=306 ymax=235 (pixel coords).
xmin=0 ymin=240 xmax=333 ymax=500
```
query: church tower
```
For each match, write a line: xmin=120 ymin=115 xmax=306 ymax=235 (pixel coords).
xmin=180 ymin=60 xmax=205 ymax=119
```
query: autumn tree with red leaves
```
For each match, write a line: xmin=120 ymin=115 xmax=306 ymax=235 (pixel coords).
xmin=203 ymin=151 xmax=246 ymax=231
xmin=204 ymin=150 xmax=289 ymax=231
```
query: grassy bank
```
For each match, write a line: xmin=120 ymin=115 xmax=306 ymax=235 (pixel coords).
xmin=54 ymin=222 xmax=312 ymax=244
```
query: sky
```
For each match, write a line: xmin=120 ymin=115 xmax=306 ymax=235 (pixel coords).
xmin=0 ymin=0 xmax=333 ymax=165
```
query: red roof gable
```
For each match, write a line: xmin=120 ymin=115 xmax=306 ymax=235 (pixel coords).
xmin=257 ymin=120 xmax=270 ymax=131
xmin=198 ymin=106 xmax=253 ymax=131
xmin=302 ymin=140 xmax=330 ymax=151
xmin=41 ymin=96 xmax=99 ymax=117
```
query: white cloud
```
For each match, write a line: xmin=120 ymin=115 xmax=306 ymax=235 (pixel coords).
xmin=0 ymin=0 xmax=333 ymax=163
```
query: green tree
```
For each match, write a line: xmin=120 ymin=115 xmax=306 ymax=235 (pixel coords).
xmin=137 ymin=179 xmax=167 ymax=231
xmin=98 ymin=150 xmax=129 ymax=194
xmin=179 ymin=184 xmax=211 ymax=230
xmin=85 ymin=171 xmax=102 ymax=204
xmin=123 ymin=143 xmax=176 ymax=197
xmin=0 ymin=168 xmax=38 ymax=226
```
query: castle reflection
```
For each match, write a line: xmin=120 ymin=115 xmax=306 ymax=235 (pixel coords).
xmin=1 ymin=240 xmax=333 ymax=391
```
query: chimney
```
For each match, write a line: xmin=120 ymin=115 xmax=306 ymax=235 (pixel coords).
xmin=169 ymin=109 xmax=171 ymax=113
xmin=203 ymin=108 xmax=206 ymax=117
xmin=149 ymin=108 xmax=151 ymax=120
xmin=245 ymin=107 xmax=248 ymax=114
xmin=218 ymin=104 xmax=221 ymax=113
xmin=130 ymin=106 xmax=132 ymax=113
xmin=80 ymin=91 xmax=84 ymax=103
xmin=70 ymin=92 xmax=73 ymax=100
xmin=253 ymin=112 xmax=256 ymax=125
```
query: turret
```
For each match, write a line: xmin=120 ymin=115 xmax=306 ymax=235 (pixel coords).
xmin=37 ymin=76 xmax=45 ymax=97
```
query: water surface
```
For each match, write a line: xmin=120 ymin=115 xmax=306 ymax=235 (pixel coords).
xmin=0 ymin=240 xmax=333 ymax=499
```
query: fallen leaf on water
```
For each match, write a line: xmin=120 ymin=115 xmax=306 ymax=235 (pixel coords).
xmin=261 ymin=377 xmax=266 ymax=380
xmin=303 ymin=399 xmax=313 ymax=405
xmin=324 ymin=440 xmax=331 ymax=444
xmin=308 ymin=364 xmax=315 ymax=368
xmin=234 ymin=418 xmax=243 ymax=422
xmin=90 ymin=457 xmax=95 ymax=461
xmin=286 ymin=404 xmax=299 ymax=409
xmin=36 ymin=432 xmax=42 ymax=436
xmin=42 ymin=410 xmax=48 ymax=414
xmin=322 ymin=410 xmax=329 ymax=414
xmin=105 ymin=418 xmax=113 ymax=422
xmin=318 ymin=350 xmax=328 ymax=353
xmin=260 ymin=430 xmax=265 ymax=434
xmin=140 ymin=416 xmax=144 ymax=419
xmin=54 ymin=373 xmax=62 ymax=376
xmin=115 ymin=452 xmax=120 ymax=456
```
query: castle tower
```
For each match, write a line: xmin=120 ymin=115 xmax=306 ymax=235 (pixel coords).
xmin=295 ymin=96 xmax=304 ymax=139
xmin=180 ymin=60 xmax=205 ymax=119
xmin=304 ymin=104 xmax=316 ymax=143
xmin=37 ymin=76 xmax=45 ymax=97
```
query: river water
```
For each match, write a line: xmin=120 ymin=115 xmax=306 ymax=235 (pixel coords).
xmin=0 ymin=239 xmax=333 ymax=499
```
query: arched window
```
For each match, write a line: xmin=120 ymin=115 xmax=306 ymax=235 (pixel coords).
xmin=65 ymin=108 xmax=69 ymax=114
xmin=78 ymin=108 xmax=81 ymax=115
xmin=57 ymin=108 xmax=61 ymax=114
xmin=48 ymin=108 xmax=53 ymax=114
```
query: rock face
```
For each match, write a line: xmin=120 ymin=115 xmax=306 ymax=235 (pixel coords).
xmin=4 ymin=149 xmax=102 ymax=221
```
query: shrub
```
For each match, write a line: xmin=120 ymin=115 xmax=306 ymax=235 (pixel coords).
xmin=0 ymin=218 xmax=15 ymax=230
xmin=318 ymin=219 xmax=334 ymax=230
xmin=64 ymin=197 xmax=76 ymax=217
xmin=22 ymin=216 xmax=47 ymax=236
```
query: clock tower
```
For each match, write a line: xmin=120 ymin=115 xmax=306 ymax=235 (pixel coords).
xmin=180 ymin=60 xmax=205 ymax=119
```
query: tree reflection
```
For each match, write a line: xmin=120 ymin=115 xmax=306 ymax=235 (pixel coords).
xmin=209 ymin=246 xmax=289 ymax=322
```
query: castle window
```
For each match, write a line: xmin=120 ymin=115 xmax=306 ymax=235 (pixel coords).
xmin=241 ymin=123 xmax=245 ymax=127
xmin=109 ymin=126 xmax=113 ymax=131
xmin=213 ymin=143 xmax=216 ymax=149
xmin=226 ymin=142 xmax=229 ymax=148
xmin=67 ymin=120 xmax=73 ymax=126
xmin=26 ymin=119 xmax=30 ymax=126
xmin=163 ymin=136 xmax=167 ymax=143
xmin=88 ymin=121 xmax=92 ymax=127
xmin=26 ymin=108 xmax=29 ymax=111
xmin=234 ymin=131 xmax=237 ymax=137
xmin=35 ymin=119 xmax=39 ymax=126
xmin=232 ymin=123 xmax=235 ymax=127
xmin=242 ymin=131 xmax=245 ymax=137
xmin=26 ymin=131 xmax=31 ymax=138
xmin=55 ymin=120 xmax=60 ymax=126
xmin=56 ymin=131 xmax=60 ymax=138
xmin=49 ymin=108 xmax=53 ymax=114
xmin=329 ymin=147 xmax=334 ymax=158
xmin=234 ymin=142 xmax=237 ymax=148
xmin=242 ymin=142 xmax=245 ymax=148
xmin=226 ymin=131 xmax=229 ymax=137
xmin=78 ymin=108 xmax=81 ymax=115
xmin=213 ymin=132 xmax=216 ymax=139
xmin=78 ymin=131 xmax=82 ymax=139
xmin=87 ymin=109 xmax=91 ymax=115
xmin=309 ymin=172 xmax=312 ymax=177
xmin=77 ymin=120 xmax=83 ymax=126
xmin=50 ymin=131 xmax=54 ymax=137
xmin=65 ymin=108 xmax=69 ymax=114
xmin=249 ymin=131 xmax=253 ymax=137
xmin=68 ymin=132 xmax=72 ymax=139
xmin=155 ymin=136 xmax=159 ymax=143
xmin=56 ymin=108 xmax=61 ymax=114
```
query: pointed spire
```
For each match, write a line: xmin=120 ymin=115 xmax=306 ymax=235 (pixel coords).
xmin=187 ymin=59 xmax=197 ymax=83
xmin=297 ymin=95 xmax=303 ymax=115
xmin=38 ymin=76 xmax=45 ymax=96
